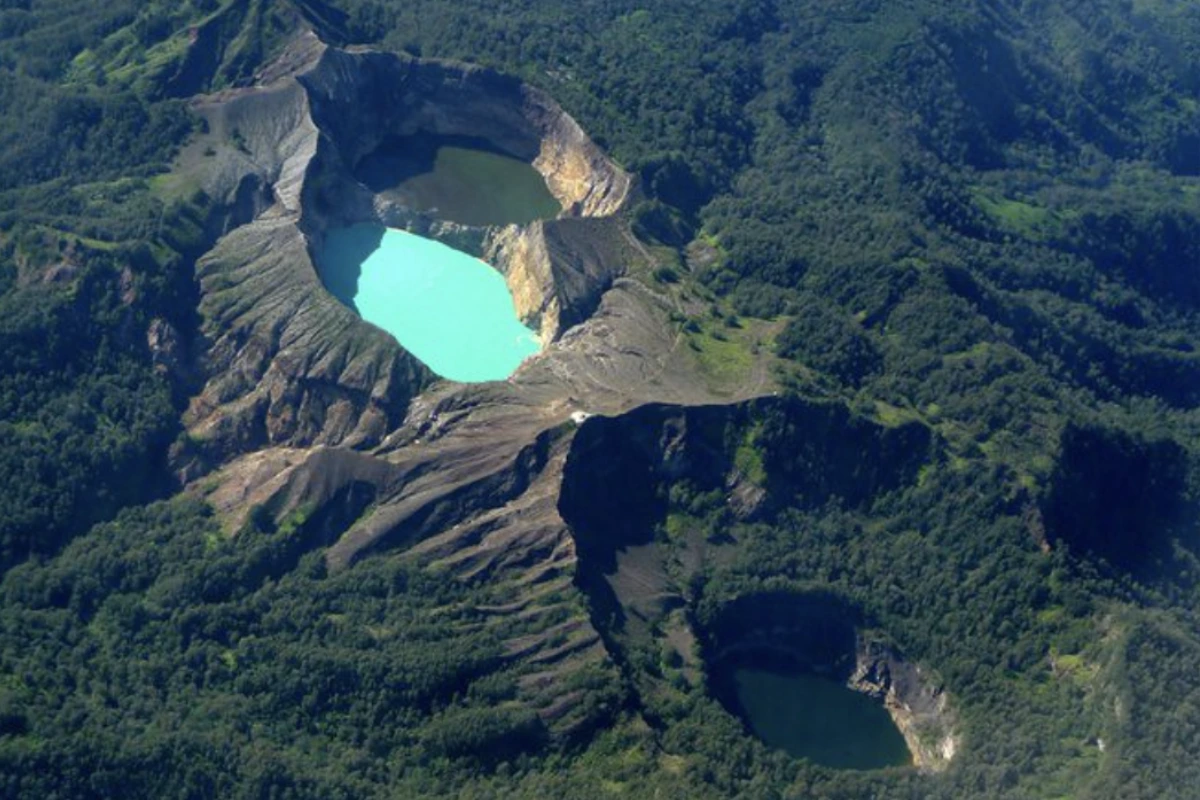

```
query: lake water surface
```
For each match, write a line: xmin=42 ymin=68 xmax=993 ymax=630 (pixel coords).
xmin=733 ymin=668 xmax=911 ymax=770
xmin=356 ymin=133 xmax=562 ymax=227
xmin=318 ymin=224 xmax=540 ymax=383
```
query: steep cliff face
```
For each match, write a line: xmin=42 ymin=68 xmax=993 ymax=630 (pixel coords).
xmin=487 ymin=216 xmax=636 ymax=340
xmin=531 ymin=106 xmax=630 ymax=218
xmin=850 ymin=640 xmax=960 ymax=772
xmin=298 ymin=46 xmax=632 ymax=220
xmin=489 ymin=224 xmax=556 ymax=340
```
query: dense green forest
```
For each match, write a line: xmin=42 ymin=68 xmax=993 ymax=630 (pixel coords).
xmin=1 ymin=0 xmax=1199 ymax=797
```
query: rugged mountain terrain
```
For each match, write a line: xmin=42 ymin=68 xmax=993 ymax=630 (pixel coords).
xmin=2 ymin=1 xmax=1200 ymax=798
xmin=154 ymin=27 xmax=779 ymax=743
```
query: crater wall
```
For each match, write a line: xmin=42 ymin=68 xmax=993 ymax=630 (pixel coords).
xmin=294 ymin=44 xmax=634 ymax=342
xmin=299 ymin=47 xmax=631 ymax=218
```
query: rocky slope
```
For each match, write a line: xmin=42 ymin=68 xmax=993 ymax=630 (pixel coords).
xmin=850 ymin=639 xmax=959 ymax=771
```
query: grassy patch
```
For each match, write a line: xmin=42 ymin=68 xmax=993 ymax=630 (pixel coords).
xmin=686 ymin=327 xmax=754 ymax=389
xmin=972 ymin=188 xmax=1066 ymax=240
xmin=663 ymin=512 xmax=707 ymax=544
xmin=1038 ymin=606 xmax=1066 ymax=625
xmin=1050 ymin=650 xmax=1100 ymax=685
xmin=733 ymin=425 xmax=767 ymax=485
xmin=872 ymin=400 xmax=923 ymax=427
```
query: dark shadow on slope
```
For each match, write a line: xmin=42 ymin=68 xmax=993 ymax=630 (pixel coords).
xmin=558 ymin=396 xmax=932 ymax=658
xmin=1043 ymin=424 xmax=1191 ymax=574
xmin=312 ymin=224 xmax=383 ymax=312
xmin=700 ymin=590 xmax=862 ymax=681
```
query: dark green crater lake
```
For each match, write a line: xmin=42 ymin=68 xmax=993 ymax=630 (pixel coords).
xmin=700 ymin=642 xmax=907 ymax=767
xmin=355 ymin=133 xmax=562 ymax=227
xmin=729 ymin=667 xmax=911 ymax=770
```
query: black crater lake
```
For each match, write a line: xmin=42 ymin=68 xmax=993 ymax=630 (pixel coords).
xmin=317 ymin=224 xmax=540 ymax=383
xmin=356 ymin=133 xmax=562 ymax=227
xmin=727 ymin=667 xmax=911 ymax=770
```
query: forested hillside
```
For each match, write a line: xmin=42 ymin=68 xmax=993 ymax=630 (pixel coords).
xmin=1 ymin=0 xmax=1199 ymax=797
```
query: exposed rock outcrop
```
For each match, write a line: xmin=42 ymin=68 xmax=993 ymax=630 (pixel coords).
xmin=487 ymin=216 xmax=635 ymax=341
xmin=850 ymin=640 xmax=960 ymax=772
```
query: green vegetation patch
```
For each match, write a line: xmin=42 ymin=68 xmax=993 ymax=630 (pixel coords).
xmin=685 ymin=326 xmax=754 ymax=391
xmin=972 ymin=188 xmax=1067 ymax=240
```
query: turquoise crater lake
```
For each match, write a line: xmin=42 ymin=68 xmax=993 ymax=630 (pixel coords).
xmin=318 ymin=225 xmax=541 ymax=383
